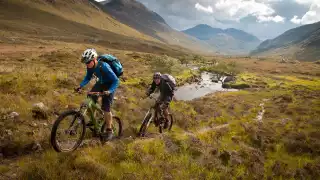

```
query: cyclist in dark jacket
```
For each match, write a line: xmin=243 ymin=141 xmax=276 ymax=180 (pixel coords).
xmin=147 ymin=72 xmax=176 ymax=128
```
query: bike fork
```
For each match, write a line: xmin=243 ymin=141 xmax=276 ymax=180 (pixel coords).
xmin=145 ymin=110 xmax=154 ymax=127
xmin=66 ymin=114 xmax=81 ymax=135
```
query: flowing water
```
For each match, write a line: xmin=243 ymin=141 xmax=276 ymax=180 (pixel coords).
xmin=174 ymin=72 xmax=238 ymax=101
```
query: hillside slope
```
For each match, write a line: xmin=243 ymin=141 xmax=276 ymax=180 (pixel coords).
xmin=0 ymin=0 xmax=195 ymax=56
xmin=251 ymin=21 xmax=320 ymax=61
xmin=182 ymin=24 xmax=261 ymax=55
xmin=101 ymin=0 xmax=215 ymax=54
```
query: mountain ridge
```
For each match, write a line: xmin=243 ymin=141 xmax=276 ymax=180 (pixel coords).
xmin=251 ymin=21 xmax=320 ymax=61
xmin=100 ymin=0 xmax=216 ymax=54
xmin=182 ymin=24 xmax=261 ymax=55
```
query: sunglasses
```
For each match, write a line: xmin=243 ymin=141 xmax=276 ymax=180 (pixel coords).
xmin=86 ymin=60 xmax=92 ymax=65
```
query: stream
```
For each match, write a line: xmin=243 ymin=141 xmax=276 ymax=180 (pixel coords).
xmin=174 ymin=72 xmax=238 ymax=101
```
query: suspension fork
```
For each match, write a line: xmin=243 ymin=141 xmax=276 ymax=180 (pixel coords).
xmin=88 ymin=102 xmax=103 ymax=133
xmin=67 ymin=114 xmax=79 ymax=130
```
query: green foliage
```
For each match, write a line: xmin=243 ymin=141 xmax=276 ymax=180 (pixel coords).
xmin=148 ymin=55 xmax=184 ymax=75
xmin=178 ymin=56 xmax=190 ymax=65
xmin=200 ymin=61 xmax=241 ymax=76
xmin=193 ymin=55 xmax=206 ymax=63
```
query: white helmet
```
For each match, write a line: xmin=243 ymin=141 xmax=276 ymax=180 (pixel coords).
xmin=81 ymin=48 xmax=98 ymax=64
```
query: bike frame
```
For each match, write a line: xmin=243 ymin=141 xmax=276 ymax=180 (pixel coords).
xmin=143 ymin=100 xmax=165 ymax=126
xmin=80 ymin=96 xmax=105 ymax=133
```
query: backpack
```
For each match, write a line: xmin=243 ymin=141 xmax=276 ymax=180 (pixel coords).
xmin=162 ymin=74 xmax=176 ymax=90
xmin=98 ymin=54 xmax=123 ymax=77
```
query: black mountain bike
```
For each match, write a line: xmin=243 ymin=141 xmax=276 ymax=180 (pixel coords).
xmin=139 ymin=94 xmax=173 ymax=137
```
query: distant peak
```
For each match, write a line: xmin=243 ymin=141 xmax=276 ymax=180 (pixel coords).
xmin=195 ymin=24 xmax=214 ymax=29
xmin=106 ymin=0 xmax=147 ymax=10
xmin=103 ymin=0 xmax=167 ymax=24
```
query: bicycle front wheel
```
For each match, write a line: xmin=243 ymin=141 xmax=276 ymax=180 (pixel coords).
xmin=159 ymin=114 xmax=174 ymax=133
xmin=168 ymin=114 xmax=174 ymax=131
xmin=139 ymin=110 xmax=153 ymax=137
xmin=50 ymin=110 xmax=86 ymax=152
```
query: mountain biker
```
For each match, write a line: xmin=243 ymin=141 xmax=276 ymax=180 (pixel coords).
xmin=146 ymin=72 xmax=176 ymax=128
xmin=75 ymin=48 xmax=119 ymax=142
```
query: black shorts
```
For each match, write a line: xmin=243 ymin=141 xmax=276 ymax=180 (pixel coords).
xmin=158 ymin=94 xmax=173 ymax=108
xmin=89 ymin=83 xmax=114 ymax=112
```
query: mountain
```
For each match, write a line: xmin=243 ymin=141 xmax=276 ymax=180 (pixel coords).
xmin=0 ymin=0 xmax=201 ymax=56
xmin=182 ymin=24 xmax=224 ymax=41
xmin=182 ymin=24 xmax=261 ymax=55
xmin=251 ymin=22 xmax=320 ymax=61
xmin=99 ymin=0 xmax=215 ymax=54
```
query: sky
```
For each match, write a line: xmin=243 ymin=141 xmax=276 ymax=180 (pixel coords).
xmin=96 ymin=0 xmax=320 ymax=40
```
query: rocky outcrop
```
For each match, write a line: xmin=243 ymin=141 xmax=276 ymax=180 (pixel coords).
xmin=32 ymin=102 xmax=50 ymax=119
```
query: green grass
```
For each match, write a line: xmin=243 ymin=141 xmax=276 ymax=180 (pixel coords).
xmin=199 ymin=61 xmax=241 ymax=76
xmin=2 ymin=1 xmax=320 ymax=178
xmin=1 ymin=46 xmax=320 ymax=180
xmin=0 ymin=165 xmax=10 ymax=174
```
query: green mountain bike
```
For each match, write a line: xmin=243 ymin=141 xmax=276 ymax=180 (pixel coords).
xmin=50 ymin=91 xmax=123 ymax=152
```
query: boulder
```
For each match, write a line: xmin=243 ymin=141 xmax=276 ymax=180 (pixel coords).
xmin=5 ymin=129 xmax=13 ymax=136
xmin=9 ymin=111 xmax=19 ymax=121
xmin=223 ymin=76 xmax=235 ymax=83
xmin=32 ymin=142 xmax=43 ymax=152
xmin=32 ymin=102 xmax=49 ymax=119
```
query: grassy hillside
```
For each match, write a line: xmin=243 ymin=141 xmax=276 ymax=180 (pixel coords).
xmin=1 ymin=1 xmax=320 ymax=179
xmin=1 ymin=44 xmax=320 ymax=179
xmin=251 ymin=21 xmax=320 ymax=61
xmin=0 ymin=0 xmax=197 ymax=56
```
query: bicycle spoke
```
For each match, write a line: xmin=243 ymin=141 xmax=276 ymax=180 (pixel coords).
xmin=55 ymin=114 xmax=84 ymax=151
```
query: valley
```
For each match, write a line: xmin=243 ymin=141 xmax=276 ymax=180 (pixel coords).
xmin=0 ymin=0 xmax=320 ymax=179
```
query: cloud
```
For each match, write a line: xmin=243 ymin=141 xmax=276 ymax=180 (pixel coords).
xmin=215 ymin=0 xmax=273 ymax=18
xmin=290 ymin=15 xmax=302 ymax=24
xmin=258 ymin=15 xmax=285 ymax=23
xmin=291 ymin=0 xmax=320 ymax=24
xmin=294 ymin=0 xmax=315 ymax=5
xmin=135 ymin=0 xmax=304 ymax=39
xmin=195 ymin=2 xmax=213 ymax=14
xmin=202 ymin=0 xmax=285 ymax=23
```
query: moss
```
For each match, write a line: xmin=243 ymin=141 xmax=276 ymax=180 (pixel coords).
xmin=0 ymin=165 xmax=10 ymax=174
xmin=175 ymin=69 xmax=199 ymax=86
xmin=200 ymin=61 xmax=241 ymax=76
xmin=264 ymin=143 xmax=314 ymax=178
xmin=222 ymin=82 xmax=250 ymax=89
xmin=122 ymin=78 xmax=143 ymax=86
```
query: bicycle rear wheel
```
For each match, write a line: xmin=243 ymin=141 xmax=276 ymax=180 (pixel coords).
xmin=50 ymin=110 xmax=86 ymax=152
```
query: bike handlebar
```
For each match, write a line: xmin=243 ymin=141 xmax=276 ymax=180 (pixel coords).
xmin=76 ymin=90 xmax=110 ymax=96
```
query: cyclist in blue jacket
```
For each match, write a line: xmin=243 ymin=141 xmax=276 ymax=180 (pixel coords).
xmin=75 ymin=48 xmax=119 ymax=142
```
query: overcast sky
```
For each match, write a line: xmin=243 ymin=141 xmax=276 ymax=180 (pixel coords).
xmin=97 ymin=0 xmax=320 ymax=40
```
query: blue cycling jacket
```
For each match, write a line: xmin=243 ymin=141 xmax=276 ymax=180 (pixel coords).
xmin=80 ymin=61 xmax=119 ymax=93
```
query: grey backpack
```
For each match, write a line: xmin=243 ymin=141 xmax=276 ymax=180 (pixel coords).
xmin=162 ymin=74 xmax=176 ymax=90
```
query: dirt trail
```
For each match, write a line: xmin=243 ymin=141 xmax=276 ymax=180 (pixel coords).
xmin=183 ymin=124 xmax=230 ymax=137
xmin=255 ymin=99 xmax=269 ymax=122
